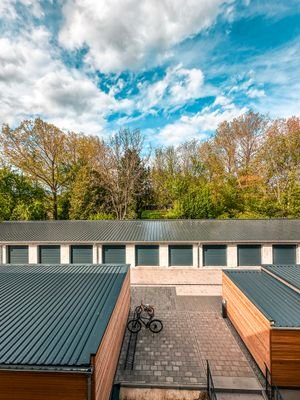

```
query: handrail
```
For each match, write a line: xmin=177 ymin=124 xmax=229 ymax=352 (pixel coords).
xmin=265 ymin=364 xmax=283 ymax=400
xmin=207 ymin=360 xmax=217 ymax=400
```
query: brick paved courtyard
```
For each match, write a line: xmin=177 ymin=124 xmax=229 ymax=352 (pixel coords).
xmin=116 ymin=287 xmax=260 ymax=390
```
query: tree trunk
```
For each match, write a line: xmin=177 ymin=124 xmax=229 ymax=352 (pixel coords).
xmin=52 ymin=191 xmax=58 ymax=220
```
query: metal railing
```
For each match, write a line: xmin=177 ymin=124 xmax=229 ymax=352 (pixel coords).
xmin=265 ymin=364 xmax=283 ymax=400
xmin=207 ymin=360 xmax=217 ymax=400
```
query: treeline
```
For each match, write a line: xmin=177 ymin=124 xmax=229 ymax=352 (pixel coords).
xmin=0 ymin=112 xmax=300 ymax=220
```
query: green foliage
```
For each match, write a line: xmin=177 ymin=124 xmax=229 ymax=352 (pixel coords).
xmin=1 ymin=114 xmax=300 ymax=221
xmin=140 ymin=210 xmax=169 ymax=219
xmin=88 ymin=212 xmax=115 ymax=220
xmin=167 ymin=184 xmax=216 ymax=219
xmin=0 ymin=168 xmax=46 ymax=221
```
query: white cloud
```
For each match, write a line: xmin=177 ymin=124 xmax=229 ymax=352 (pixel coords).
xmin=156 ymin=97 xmax=247 ymax=145
xmin=136 ymin=64 xmax=205 ymax=112
xmin=0 ymin=0 xmax=43 ymax=19
xmin=59 ymin=0 xmax=233 ymax=72
xmin=0 ymin=27 xmax=132 ymax=135
xmin=247 ymin=88 xmax=265 ymax=98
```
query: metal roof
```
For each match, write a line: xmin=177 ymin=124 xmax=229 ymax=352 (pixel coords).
xmin=224 ymin=270 xmax=300 ymax=328
xmin=0 ymin=264 xmax=129 ymax=370
xmin=0 ymin=219 xmax=300 ymax=243
xmin=263 ymin=265 xmax=300 ymax=292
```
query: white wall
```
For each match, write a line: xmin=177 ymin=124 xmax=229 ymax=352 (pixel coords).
xmin=29 ymin=244 xmax=38 ymax=264
xmin=193 ymin=244 xmax=199 ymax=268
xmin=262 ymin=244 xmax=273 ymax=264
xmin=296 ymin=245 xmax=300 ymax=264
xmin=93 ymin=245 xmax=98 ymax=263
xmin=227 ymin=244 xmax=237 ymax=268
xmin=159 ymin=244 xmax=169 ymax=267
xmin=61 ymin=244 xmax=70 ymax=264
xmin=2 ymin=245 xmax=7 ymax=264
xmin=198 ymin=245 xmax=203 ymax=267
xmin=97 ymin=245 xmax=103 ymax=263
xmin=126 ymin=244 xmax=135 ymax=267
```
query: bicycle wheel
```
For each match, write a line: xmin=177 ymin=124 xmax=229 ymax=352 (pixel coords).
xmin=127 ymin=319 xmax=142 ymax=333
xmin=135 ymin=305 xmax=143 ymax=315
xmin=149 ymin=319 xmax=163 ymax=333
xmin=145 ymin=305 xmax=155 ymax=317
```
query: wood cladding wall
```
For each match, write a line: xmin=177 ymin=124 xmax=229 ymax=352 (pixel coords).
xmin=93 ymin=270 xmax=130 ymax=400
xmin=222 ymin=273 xmax=271 ymax=373
xmin=271 ymin=329 xmax=300 ymax=387
xmin=0 ymin=371 xmax=87 ymax=400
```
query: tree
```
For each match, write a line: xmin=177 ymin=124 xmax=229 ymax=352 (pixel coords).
xmin=1 ymin=119 xmax=69 ymax=219
xmin=0 ymin=168 xmax=46 ymax=221
xmin=96 ymin=129 xmax=150 ymax=219
xmin=258 ymin=117 xmax=300 ymax=216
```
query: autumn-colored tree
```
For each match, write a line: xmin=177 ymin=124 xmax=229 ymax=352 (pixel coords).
xmin=1 ymin=119 xmax=69 ymax=219
xmin=259 ymin=117 xmax=300 ymax=216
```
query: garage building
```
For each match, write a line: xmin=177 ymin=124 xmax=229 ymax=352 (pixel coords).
xmin=0 ymin=219 xmax=300 ymax=268
xmin=0 ymin=263 xmax=130 ymax=400
xmin=223 ymin=267 xmax=300 ymax=387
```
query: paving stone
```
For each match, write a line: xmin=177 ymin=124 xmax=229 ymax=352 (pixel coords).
xmin=116 ymin=287 xmax=259 ymax=387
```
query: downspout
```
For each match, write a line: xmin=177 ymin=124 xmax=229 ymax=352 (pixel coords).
xmin=87 ymin=368 xmax=93 ymax=400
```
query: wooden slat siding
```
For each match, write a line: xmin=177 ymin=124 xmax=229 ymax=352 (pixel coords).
xmin=0 ymin=371 xmax=86 ymax=400
xmin=223 ymin=273 xmax=271 ymax=373
xmin=271 ymin=329 xmax=300 ymax=387
xmin=93 ymin=270 xmax=130 ymax=400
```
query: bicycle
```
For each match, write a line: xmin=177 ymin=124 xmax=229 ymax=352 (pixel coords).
xmin=127 ymin=302 xmax=163 ymax=334
xmin=134 ymin=302 xmax=154 ymax=317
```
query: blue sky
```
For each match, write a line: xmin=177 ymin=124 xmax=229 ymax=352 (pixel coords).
xmin=0 ymin=0 xmax=300 ymax=146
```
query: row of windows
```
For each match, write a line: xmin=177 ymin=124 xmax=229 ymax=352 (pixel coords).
xmin=4 ymin=244 xmax=297 ymax=266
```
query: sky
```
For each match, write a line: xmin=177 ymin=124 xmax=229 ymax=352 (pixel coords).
xmin=0 ymin=0 xmax=300 ymax=147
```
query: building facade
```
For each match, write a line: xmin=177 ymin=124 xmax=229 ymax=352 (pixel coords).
xmin=0 ymin=219 xmax=300 ymax=268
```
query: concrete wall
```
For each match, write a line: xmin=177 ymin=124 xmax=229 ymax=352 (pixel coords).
xmin=130 ymin=267 xmax=223 ymax=295
xmin=61 ymin=245 xmax=70 ymax=264
xmin=262 ymin=244 xmax=272 ymax=264
xmin=29 ymin=245 xmax=38 ymax=264
xmin=227 ymin=244 xmax=237 ymax=268
xmin=297 ymin=245 xmax=300 ymax=264
xmin=159 ymin=244 xmax=169 ymax=267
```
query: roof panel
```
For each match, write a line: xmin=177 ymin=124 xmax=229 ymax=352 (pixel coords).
xmin=263 ymin=264 xmax=300 ymax=292
xmin=0 ymin=264 xmax=129 ymax=369
xmin=0 ymin=219 xmax=300 ymax=243
xmin=224 ymin=270 xmax=300 ymax=327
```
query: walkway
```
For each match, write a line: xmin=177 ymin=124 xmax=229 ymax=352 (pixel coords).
xmin=116 ymin=287 xmax=261 ymax=393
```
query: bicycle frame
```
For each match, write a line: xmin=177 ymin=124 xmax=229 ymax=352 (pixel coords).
xmin=134 ymin=312 xmax=153 ymax=327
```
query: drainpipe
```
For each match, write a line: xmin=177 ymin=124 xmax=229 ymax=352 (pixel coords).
xmin=87 ymin=370 xmax=93 ymax=400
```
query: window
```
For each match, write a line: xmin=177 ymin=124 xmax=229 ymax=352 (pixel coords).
xmin=203 ymin=245 xmax=227 ymax=266
xmin=70 ymin=245 xmax=93 ymax=264
xmin=136 ymin=245 xmax=159 ymax=266
xmin=103 ymin=245 xmax=126 ymax=264
xmin=8 ymin=245 xmax=29 ymax=264
xmin=238 ymin=245 xmax=261 ymax=266
xmin=169 ymin=245 xmax=193 ymax=266
xmin=39 ymin=245 xmax=60 ymax=264
xmin=273 ymin=245 xmax=296 ymax=265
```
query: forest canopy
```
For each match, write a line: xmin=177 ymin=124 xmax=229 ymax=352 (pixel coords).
xmin=1 ymin=111 xmax=300 ymax=220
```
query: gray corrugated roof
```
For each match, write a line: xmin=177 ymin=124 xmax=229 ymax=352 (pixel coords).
xmin=0 ymin=264 xmax=129 ymax=370
xmin=263 ymin=265 xmax=300 ymax=291
xmin=224 ymin=270 xmax=300 ymax=328
xmin=0 ymin=219 xmax=300 ymax=243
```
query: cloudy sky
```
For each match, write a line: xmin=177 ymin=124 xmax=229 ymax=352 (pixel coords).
xmin=1 ymin=0 xmax=300 ymax=146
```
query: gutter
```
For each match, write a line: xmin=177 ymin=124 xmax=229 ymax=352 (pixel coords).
xmin=0 ymin=364 xmax=92 ymax=374
xmin=1 ymin=240 xmax=300 ymax=245
xmin=271 ymin=326 xmax=300 ymax=330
